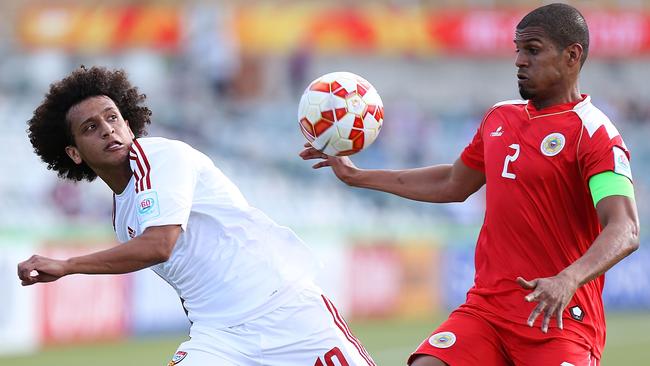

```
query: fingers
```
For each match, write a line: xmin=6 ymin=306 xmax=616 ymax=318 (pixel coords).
xmin=557 ymin=307 xmax=564 ymax=330
xmin=17 ymin=256 xmax=45 ymax=284
xmin=299 ymin=147 xmax=328 ymax=161
xmin=312 ymin=161 xmax=332 ymax=169
xmin=517 ymin=276 xmax=537 ymax=290
xmin=527 ymin=301 xmax=546 ymax=327
xmin=525 ymin=291 xmax=540 ymax=302
xmin=17 ymin=257 xmax=36 ymax=281
xmin=541 ymin=304 xmax=557 ymax=333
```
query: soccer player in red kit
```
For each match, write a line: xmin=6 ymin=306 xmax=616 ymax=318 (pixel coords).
xmin=300 ymin=3 xmax=639 ymax=366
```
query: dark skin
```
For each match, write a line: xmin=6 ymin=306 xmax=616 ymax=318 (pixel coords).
xmin=301 ymin=26 xmax=640 ymax=366
xmin=515 ymin=26 xmax=582 ymax=109
xmin=17 ymin=96 xmax=181 ymax=285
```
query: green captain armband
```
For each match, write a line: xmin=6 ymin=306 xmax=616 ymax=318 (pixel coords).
xmin=588 ymin=171 xmax=635 ymax=207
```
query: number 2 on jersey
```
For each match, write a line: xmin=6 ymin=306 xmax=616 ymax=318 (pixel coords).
xmin=501 ymin=144 xmax=520 ymax=179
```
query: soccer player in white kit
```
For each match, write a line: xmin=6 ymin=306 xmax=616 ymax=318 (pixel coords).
xmin=18 ymin=66 xmax=375 ymax=366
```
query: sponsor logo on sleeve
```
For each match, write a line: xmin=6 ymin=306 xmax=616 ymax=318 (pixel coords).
xmin=540 ymin=133 xmax=565 ymax=156
xmin=137 ymin=191 xmax=160 ymax=220
xmin=613 ymin=147 xmax=632 ymax=180
xmin=428 ymin=331 xmax=456 ymax=349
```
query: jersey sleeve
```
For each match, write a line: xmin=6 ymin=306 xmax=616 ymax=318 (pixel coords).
xmin=129 ymin=139 xmax=197 ymax=231
xmin=460 ymin=115 xmax=488 ymax=172
xmin=578 ymin=125 xmax=632 ymax=184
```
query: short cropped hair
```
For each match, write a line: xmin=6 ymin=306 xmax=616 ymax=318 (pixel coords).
xmin=27 ymin=66 xmax=151 ymax=181
xmin=517 ymin=3 xmax=590 ymax=66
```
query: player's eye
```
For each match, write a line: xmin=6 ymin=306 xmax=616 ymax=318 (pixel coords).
xmin=108 ymin=114 xmax=118 ymax=121
xmin=83 ymin=123 xmax=96 ymax=133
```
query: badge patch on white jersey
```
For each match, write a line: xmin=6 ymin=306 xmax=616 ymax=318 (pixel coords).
xmin=137 ymin=191 xmax=160 ymax=220
xmin=428 ymin=331 xmax=456 ymax=348
xmin=613 ymin=146 xmax=632 ymax=180
xmin=540 ymin=133 xmax=565 ymax=156
xmin=168 ymin=351 xmax=187 ymax=365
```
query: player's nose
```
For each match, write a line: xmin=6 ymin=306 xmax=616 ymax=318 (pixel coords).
xmin=515 ymin=52 xmax=528 ymax=68
xmin=99 ymin=120 xmax=115 ymax=138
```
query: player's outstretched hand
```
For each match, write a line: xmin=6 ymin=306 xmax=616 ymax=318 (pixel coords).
xmin=299 ymin=143 xmax=359 ymax=185
xmin=517 ymin=274 xmax=578 ymax=333
xmin=17 ymin=255 xmax=67 ymax=286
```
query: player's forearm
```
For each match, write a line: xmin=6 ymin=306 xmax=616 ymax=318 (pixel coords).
xmin=559 ymin=221 xmax=639 ymax=288
xmin=348 ymin=164 xmax=461 ymax=203
xmin=64 ymin=236 xmax=171 ymax=275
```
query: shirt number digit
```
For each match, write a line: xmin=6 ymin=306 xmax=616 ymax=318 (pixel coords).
xmin=501 ymin=144 xmax=520 ymax=180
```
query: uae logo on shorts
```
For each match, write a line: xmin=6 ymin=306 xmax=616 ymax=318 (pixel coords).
xmin=540 ymin=133 xmax=565 ymax=156
xmin=168 ymin=351 xmax=187 ymax=365
xmin=429 ymin=331 xmax=456 ymax=349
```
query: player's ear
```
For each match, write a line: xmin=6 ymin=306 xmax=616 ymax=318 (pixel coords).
xmin=65 ymin=145 xmax=83 ymax=165
xmin=566 ymin=43 xmax=583 ymax=68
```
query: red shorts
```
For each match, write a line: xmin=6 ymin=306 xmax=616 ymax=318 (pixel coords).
xmin=408 ymin=307 xmax=599 ymax=366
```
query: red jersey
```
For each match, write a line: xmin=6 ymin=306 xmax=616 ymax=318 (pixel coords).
xmin=460 ymin=95 xmax=631 ymax=358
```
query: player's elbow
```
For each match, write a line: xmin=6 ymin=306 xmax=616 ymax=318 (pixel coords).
xmin=617 ymin=220 xmax=640 ymax=257
xmin=625 ymin=221 xmax=640 ymax=254
xmin=452 ymin=192 xmax=472 ymax=203
xmin=154 ymin=243 xmax=174 ymax=262
xmin=443 ymin=188 xmax=473 ymax=203
xmin=142 ymin=225 xmax=181 ymax=263
xmin=154 ymin=236 xmax=178 ymax=262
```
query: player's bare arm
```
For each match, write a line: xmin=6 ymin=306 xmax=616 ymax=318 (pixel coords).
xmin=18 ymin=224 xmax=181 ymax=286
xmin=300 ymin=143 xmax=485 ymax=203
xmin=518 ymin=195 xmax=639 ymax=333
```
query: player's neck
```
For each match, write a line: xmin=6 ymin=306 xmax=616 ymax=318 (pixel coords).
xmin=531 ymin=87 xmax=582 ymax=110
xmin=97 ymin=164 xmax=133 ymax=195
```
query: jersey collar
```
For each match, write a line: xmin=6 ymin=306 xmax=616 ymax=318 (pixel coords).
xmin=526 ymin=94 xmax=589 ymax=119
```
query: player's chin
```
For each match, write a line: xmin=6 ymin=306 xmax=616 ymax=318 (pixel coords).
xmin=518 ymin=84 xmax=535 ymax=100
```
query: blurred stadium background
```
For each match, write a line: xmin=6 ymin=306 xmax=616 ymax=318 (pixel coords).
xmin=1 ymin=0 xmax=649 ymax=365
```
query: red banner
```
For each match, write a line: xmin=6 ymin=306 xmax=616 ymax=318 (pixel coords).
xmin=430 ymin=10 xmax=650 ymax=57
xmin=18 ymin=6 xmax=180 ymax=52
xmin=235 ymin=6 xmax=650 ymax=57
xmin=15 ymin=5 xmax=650 ymax=57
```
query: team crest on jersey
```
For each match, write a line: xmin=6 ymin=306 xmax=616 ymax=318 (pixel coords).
xmin=137 ymin=191 xmax=160 ymax=220
xmin=168 ymin=351 xmax=187 ymax=365
xmin=428 ymin=331 xmax=456 ymax=349
xmin=540 ymin=133 xmax=565 ymax=156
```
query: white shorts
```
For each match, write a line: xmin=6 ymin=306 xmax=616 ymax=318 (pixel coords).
xmin=166 ymin=285 xmax=376 ymax=366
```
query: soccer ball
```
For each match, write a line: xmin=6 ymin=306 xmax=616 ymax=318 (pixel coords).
xmin=298 ymin=71 xmax=384 ymax=156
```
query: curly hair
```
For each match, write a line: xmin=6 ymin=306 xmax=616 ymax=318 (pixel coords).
xmin=27 ymin=66 xmax=152 ymax=181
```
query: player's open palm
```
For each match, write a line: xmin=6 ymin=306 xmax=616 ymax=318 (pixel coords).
xmin=299 ymin=143 xmax=359 ymax=184
xmin=517 ymin=274 xmax=578 ymax=333
xmin=17 ymin=255 xmax=67 ymax=286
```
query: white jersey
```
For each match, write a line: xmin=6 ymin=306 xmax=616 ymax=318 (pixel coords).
xmin=113 ymin=137 xmax=318 ymax=328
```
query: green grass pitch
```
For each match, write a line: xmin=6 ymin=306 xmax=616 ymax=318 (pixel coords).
xmin=2 ymin=312 xmax=649 ymax=365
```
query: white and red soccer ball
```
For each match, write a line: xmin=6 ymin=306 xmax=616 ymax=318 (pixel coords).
xmin=298 ymin=72 xmax=384 ymax=156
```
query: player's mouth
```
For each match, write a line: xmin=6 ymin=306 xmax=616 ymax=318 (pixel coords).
xmin=517 ymin=73 xmax=529 ymax=81
xmin=105 ymin=141 xmax=124 ymax=151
